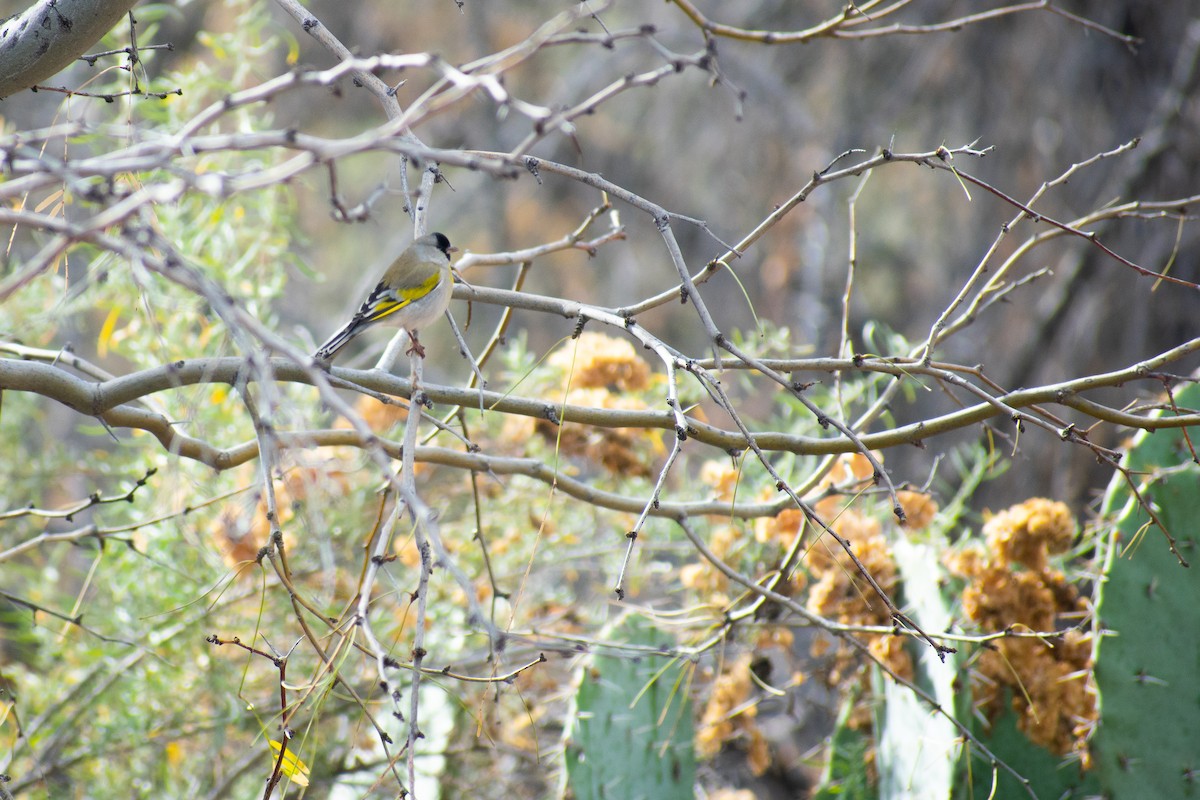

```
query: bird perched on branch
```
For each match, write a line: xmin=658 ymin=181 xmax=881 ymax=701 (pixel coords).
xmin=313 ymin=232 xmax=457 ymax=363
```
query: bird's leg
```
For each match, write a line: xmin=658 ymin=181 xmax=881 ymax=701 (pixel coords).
xmin=405 ymin=329 xmax=427 ymax=358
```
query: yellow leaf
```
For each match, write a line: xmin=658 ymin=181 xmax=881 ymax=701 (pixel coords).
xmin=196 ymin=320 xmax=217 ymax=349
xmin=268 ymin=740 xmax=311 ymax=787
xmin=97 ymin=307 xmax=121 ymax=358
xmin=198 ymin=31 xmax=226 ymax=60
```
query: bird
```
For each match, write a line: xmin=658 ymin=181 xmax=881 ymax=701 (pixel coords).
xmin=313 ymin=232 xmax=457 ymax=363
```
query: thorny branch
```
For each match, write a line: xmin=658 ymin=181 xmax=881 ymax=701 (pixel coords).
xmin=1 ymin=2 xmax=1197 ymax=797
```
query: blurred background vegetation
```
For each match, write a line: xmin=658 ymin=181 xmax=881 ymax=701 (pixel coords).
xmin=1 ymin=1 xmax=1197 ymax=798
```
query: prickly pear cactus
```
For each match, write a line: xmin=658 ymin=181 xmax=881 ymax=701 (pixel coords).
xmin=563 ymin=614 xmax=695 ymax=800
xmin=1091 ymin=383 xmax=1200 ymax=798
xmin=876 ymin=538 xmax=960 ymax=800
xmin=961 ymin=703 xmax=1099 ymax=799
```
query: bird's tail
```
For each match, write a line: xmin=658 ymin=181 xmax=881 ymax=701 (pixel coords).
xmin=313 ymin=320 xmax=363 ymax=362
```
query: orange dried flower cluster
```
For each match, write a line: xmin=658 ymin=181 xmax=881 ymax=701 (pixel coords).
xmin=805 ymin=510 xmax=912 ymax=685
xmin=983 ymin=496 xmax=1075 ymax=572
xmin=552 ymin=387 xmax=658 ymax=477
xmin=820 ymin=453 xmax=877 ymax=488
xmin=547 ymin=332 xmax=651 ymax=392
xmin=530 ymin=334 xmax=659 ymax=476
xmin=896 ymin=490 xmax=938 ymax=530
xmin=697 ymin=653 xmax=771 ymax=775
xmin=680 ymin=525 xmax=743 ymax=607
xmin=700 ymin=459 xmax=742 ymax=503
xmin=210 ymin=464 xmax=349 ymax=570
xmin=806 ymin=512 xmax=894 ymax=615
xmin=340 ymin=394 xmax=409 ymax=433
xmin=945 ymin=498 xmax=1095 ymax=765
xmin=812 ymin=455 xmax=939 ymax=532
xmin=754 ymin=507 xmax=805 ymax=548
xmin=210 ymin=391 xmax=431 ymax=571
xmin=679 ymin=560 xmax=726 ymax=596
xmin=755 ymin=626 xmax=796 ymax=652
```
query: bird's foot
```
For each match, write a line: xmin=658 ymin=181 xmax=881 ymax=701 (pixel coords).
xmin=406 ymin=332 xmax=426 ymax=358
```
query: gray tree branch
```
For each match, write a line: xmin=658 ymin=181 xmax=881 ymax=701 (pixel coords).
xmin=0 ymin=0 xmax=137 ymax=99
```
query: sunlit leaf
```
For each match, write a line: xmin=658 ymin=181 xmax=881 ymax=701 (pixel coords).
xmin=97 ymin=306 xmax=121 ymax=357
xmin=267 ymin=740 xmax=310 ymax=787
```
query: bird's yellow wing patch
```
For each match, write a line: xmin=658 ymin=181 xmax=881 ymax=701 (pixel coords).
xmin=362 ymin=271 xmax=441 ymax=323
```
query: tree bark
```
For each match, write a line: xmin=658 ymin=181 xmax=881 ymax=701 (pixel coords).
xmin=0 ymin=0 xmax=138 ymax=99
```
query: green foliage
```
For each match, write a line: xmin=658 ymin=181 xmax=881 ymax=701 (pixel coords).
xmin=0 ymin=3 xmax=317 ymax=797
xmin=563 ymin=615 xmax=695 ymax=800
xmin=812 ymin=690 xmax=876 ymax=800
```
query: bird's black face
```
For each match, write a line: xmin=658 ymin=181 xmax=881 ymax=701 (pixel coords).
xmin=430 ymin=232 xmax=453 ymax=259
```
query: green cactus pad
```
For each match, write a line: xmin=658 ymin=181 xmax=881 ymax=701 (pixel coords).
xmin=563 ymin=615 xmax=695 ymax=800
xmin=1091 ymin=383 xmax=1200 ymax=799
